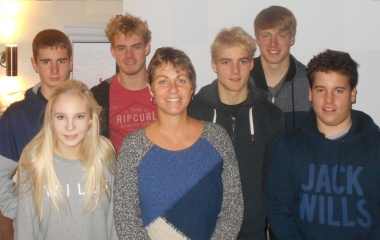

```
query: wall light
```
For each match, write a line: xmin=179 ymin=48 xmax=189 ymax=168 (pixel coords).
xmin=0 ymin=44 xmax=18 ymax=77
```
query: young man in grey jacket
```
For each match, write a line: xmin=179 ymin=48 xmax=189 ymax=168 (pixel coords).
xmin=250 ymin=6 xmax=310 ymax=133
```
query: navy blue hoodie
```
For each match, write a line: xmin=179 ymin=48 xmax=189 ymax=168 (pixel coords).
xmin=267 ymin=109 xmax=380 ymax=240
xmin=0 ymin=85 xmax=46 ymax=161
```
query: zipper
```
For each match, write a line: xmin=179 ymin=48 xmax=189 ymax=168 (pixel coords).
xmin=231 ymin=116 xmax=236 ymax=141
xmin=271 ymin=96 xmax=275 ymax=103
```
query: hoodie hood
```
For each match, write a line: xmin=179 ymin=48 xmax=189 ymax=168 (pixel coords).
xmin=25 ymin=83 xmax=47 ymax=112
xmin=300 ymin=109 xmax=379 ymax=142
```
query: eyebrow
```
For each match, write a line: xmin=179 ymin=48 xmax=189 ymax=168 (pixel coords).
xmin=115 ymin=43 xmax=143 ymax=48
xmin=218 ymin=57 xmax=250 ymax=61
xmin=53 ymin=111 xmax=87 ymax=115
xmin=155 ymin=74 xmax=188 ymax=79
xmin=39 ymin=58 xmax=68 ymax=62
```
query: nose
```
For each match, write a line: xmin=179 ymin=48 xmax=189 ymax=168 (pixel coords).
xmin=325 ymin=91 xmax=334 ymax=103
xmin=51 ymin=62 xmax=58 ymax=74
xmin=270 ymin=36 xmax=277 ymax=46
xmin=125 ymin=48 xmax=134 ymax=58
xmin=169 ymin=81 xmax=178 ymax=93
xmin=231 ymin=62 xmax=240 ymax=74
xmin=65 ymin=118 xmax=75 ymax=131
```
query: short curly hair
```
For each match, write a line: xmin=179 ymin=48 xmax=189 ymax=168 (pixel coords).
xmin=105 ymin=13 xmax=151 ymax=46
xmin=211 ymin=27 xmax=256 ymax=60
xmin=306 ymin=49 xmax=359 ymax=89
xmin=254 ymin=6 xmax=297 ymax=37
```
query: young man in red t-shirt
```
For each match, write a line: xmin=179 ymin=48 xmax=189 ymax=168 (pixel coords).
xmin=91 ymin=13 xmax=158 ymax=153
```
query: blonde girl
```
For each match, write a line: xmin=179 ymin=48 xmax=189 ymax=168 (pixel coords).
xmin=15 ymin=79 xmax=117 ymax=240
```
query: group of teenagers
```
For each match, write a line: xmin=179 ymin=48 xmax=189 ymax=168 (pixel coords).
xmin=1 ymin=4 xmax=380 ymax=240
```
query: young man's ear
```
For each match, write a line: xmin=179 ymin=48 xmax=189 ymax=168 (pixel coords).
xmin=148 ymin=84 xmax=154 ymax=97
xmin=31 ymin=57 xmax=38 ymax=73
xmin=69 ymin=55 xmax=73 ymax=71
xmin=308 ymin=87 xmax=312 ymax=102
xmin=249 ymin=58 xmax=254 ymax=71
xmin=254 ymin=38 xmax=260 ymax=47
xmin=145 ymin=42 xmax=151 ymax=56
xmin=110 ymin=45 xmax=116 ymax=59
xmin=351 ymin=88 xmax=357 ymax=104
xmin=211 ymin=58 xmax=217 ymax=73
xmin=290 ymin=36 xmax=296 ymax=47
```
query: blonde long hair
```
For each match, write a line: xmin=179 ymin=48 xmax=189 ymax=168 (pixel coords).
xmin=16 ymin=79 xmax=115 ymax=221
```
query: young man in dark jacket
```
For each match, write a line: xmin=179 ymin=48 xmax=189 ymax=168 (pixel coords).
xmin=267 ymin=49 xmax=380 ymax=239
xmin=91 ymin=13 xmax=157 ymax=153
xmin=188 ymin=27 xmax=284 ymax=240
xmin=0 ymin=29 xmax=73 ymax=240
xmin=250 ymin=6 xmax=310 ymax=133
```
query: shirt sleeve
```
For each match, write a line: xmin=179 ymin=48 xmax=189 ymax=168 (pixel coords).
xmin=0 ymin=155 xmax=17 ymax=219
xmin=0 ymin=113 xmax=20 ymax=161
xmin=14 ymin=184 xmax=39 ymax=239
xmin=207 ymin=124 xmax=244 ymax=240
xmin=267 ymin=137 xmax=304 ymax=240
xmin=113 ymin=131 xmax=150 ymax=239
xmin=105 ymin=171 xmax=119 ymax=240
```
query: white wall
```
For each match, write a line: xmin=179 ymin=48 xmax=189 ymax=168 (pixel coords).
xmin=0 ymin=0 xmax=122 ymax=93
xmin=123 ymin=0 xmax=380 ymax=125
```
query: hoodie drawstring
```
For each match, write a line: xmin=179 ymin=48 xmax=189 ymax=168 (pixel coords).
xmin=249 ymin=107 xmax=254 ymax=141
xmin=213 ymin=108 xmax=254 ymax=141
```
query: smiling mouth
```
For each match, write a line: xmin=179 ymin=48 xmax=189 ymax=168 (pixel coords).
xmin=323 ymin=107 xmax=335 ymax=112
xmin=268 ymin=50 xmax=280 ymax=54
xmin=64 ymin=134 xmax=78 ymax=139
xmin=124 ymin=61 xmax=136 ymax=65
xmin=166 ymin=98 xmax=180 ymax=102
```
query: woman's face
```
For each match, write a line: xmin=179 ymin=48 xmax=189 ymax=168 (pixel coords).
xmin=150 ymin=63 xmax=193 ymax=116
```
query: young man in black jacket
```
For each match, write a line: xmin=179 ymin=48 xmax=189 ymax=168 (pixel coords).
xmin=188 ymin=27 xmax=284 ymax=240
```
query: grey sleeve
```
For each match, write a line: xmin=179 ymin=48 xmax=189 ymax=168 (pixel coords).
xmin=0 ymin=155 xmax=17 ymax=219
xmin=14 ymin=186 xmax=39 ymax=239
xmin=105 ymin=169 xmax=119 ymax=240
xmin=204 ymin=123 xmax=244 ymax=240
xmin=113 ymin=130 xmax=151 ymax=239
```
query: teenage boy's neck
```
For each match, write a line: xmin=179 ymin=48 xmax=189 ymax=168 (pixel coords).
xmin=218 ymin=85 xmax=249 ymax=105
xmin=39 ymin=85 xmax=54 ymax=100
xmin=261 ymin=54 xmax=290 ymax=87
xmin=317 ymin=117 xmax=352 ymax=138
xmin=118 ymin=68 xmax=148 ymax=90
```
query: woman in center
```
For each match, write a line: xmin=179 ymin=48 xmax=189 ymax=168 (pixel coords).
xmin=114 ymin=47 xmax=243 ymax=240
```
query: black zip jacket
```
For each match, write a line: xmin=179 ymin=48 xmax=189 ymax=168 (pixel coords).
xmin=90 ymin=76 xmax=115 ymax=138
xmin=188 ymin=80 xmax=285 ymax=240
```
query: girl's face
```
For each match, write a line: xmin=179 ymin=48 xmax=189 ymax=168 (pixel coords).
xmin=51 ymin=94 xmax=91 ymax=158
xmin=150 ymin=63 xmax=193 ymax=116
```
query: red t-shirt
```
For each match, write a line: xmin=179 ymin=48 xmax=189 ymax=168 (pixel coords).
xmin=109 ymin=76 xmax=158 ymax=153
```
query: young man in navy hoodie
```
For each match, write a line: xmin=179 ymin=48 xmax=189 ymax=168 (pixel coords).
xmin=188 ymin=27 xmax=284 ymax=240
xmin=267 ymin=49 xmax=380 ymax=239
xmin=0 ymin=29 xmax=72 ymax=239
xmin=250 ymin=6 xmax=310 ymax=133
